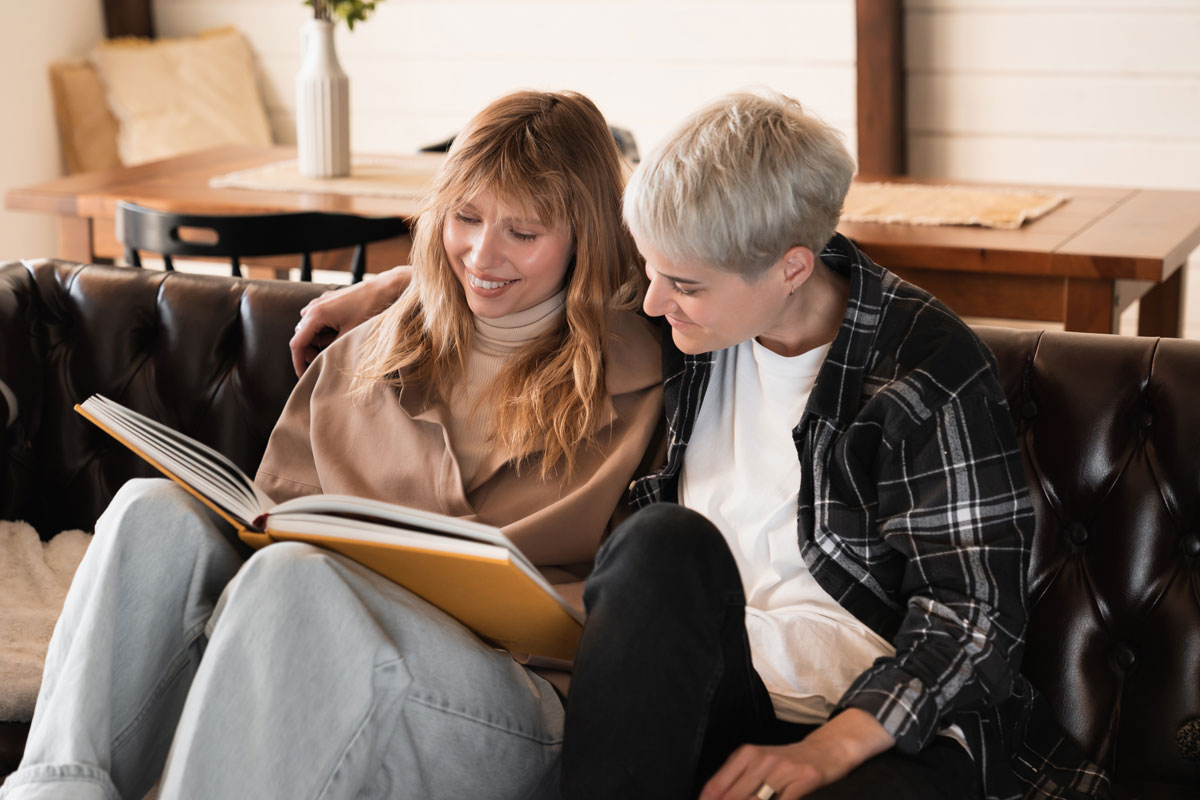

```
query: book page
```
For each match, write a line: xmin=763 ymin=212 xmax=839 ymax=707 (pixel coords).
xmin=78 ymin=395 xmax=272 ymax=526
xmin=268 ymin=513 xmax=512 ymax=560
xmin=269 ymin=493 xmax=508 ymax=546
xmin=268 ymin=494 xmax=550 ymax=587
xmin=265 ymin=509 xmax=581 ymax=625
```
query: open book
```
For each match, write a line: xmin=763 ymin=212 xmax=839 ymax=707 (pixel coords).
xmin=76 ymin=394 xmax=583 ymax=661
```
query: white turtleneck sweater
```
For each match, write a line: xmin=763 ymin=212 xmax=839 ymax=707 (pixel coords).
xmin=446 ymin=290 xmax=567 ymax=490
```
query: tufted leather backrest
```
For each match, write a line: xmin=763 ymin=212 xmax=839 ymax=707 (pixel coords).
xmin=1 ymin=260 xmax=1197 ymax=795
xmin=0 ymin=259 xmax=326 ymax=534
xmin=978 ymin=325 xmax=1200 ymax=797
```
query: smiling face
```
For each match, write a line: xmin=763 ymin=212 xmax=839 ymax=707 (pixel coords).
xmin=443 ymin=188 xmax=574 ymax=318
xmin=636 ymin=236 xmax=791 ymax=355
xmin=635 ymin=231 xmax=842 ymax=358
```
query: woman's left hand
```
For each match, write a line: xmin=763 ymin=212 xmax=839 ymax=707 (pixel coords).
xmin=698 ymin=708 xmax=895 ymax=800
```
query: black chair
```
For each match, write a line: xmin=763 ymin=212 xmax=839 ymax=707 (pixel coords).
xmin=421 ymin=125 xmax=640 ymax=163
xmin=116 ymin=202 xmax=410 ymax=282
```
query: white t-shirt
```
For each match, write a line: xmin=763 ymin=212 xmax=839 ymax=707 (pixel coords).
xmin=679 ymin=338 xmax=967 ymax=753
xmin=680 ymin=337 xmax=892 ymax=724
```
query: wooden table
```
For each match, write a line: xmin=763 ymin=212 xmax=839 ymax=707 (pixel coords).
xmin=4 ymin=145 xmax=438 ymax=276
xmin=841 ymin=176 xmax=1200 ymax=336
xmin=7 ymin=146 xmax=1200 ymax=335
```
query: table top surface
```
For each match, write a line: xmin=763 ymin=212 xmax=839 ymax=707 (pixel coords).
xmin=8 ymin=145 xmax=1200 ymax=282
xmin=842 ymin=173 xmax=1200 ymax=281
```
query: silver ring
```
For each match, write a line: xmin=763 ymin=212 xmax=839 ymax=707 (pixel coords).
xmin=754 ymin=783 xmax=776 ymax=800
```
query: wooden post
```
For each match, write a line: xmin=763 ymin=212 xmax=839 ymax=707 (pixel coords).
xmin=855 ymin=0 xmax=906 ymax=177
xmin=102 ymin=0 xmax=154 ymax=38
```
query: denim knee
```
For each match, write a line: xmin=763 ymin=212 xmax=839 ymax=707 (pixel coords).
xmin=108 ymin=476 xmax=196 ymax=508
xmin=226 ymin=541 xmax=331 ymax=605
xmin=95 ymin=477 xmax=229 ymax=563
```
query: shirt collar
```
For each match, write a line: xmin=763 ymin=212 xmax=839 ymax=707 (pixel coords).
xmin=803 ymin=233 xmax=885 ymax=424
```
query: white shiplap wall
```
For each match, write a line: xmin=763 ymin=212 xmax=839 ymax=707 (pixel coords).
xmin=153 ymin=0 xmax=858 ymax=161
xmin=906 ymin=0 xmax=1200 ymax=191
xmin=906 ymin=0 xmax=1200 ymax=336
xmin=0 ymin=0 xmax=105 ymax=261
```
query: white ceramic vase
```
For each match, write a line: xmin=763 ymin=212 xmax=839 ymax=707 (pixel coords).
xmin=296 ymin=19 xmax=350 ymax=179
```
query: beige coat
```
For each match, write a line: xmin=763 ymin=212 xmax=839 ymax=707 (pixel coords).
xmin=256 ymin=310 xmax=664 ymax=616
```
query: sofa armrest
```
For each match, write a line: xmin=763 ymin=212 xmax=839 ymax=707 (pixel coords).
xmin=0 ymin=378 xmax=16 ymax=431
xmin=0 ymin=260 xmax=45 ymax=523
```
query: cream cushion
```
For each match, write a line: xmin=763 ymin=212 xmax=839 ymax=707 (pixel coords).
xmin=0 ymin=521 xmax=90 ymax=722
xmin=48 ymin=58 xmax=123 ymax=174
xmin=90 ymin=27 xmax=272 ymax=166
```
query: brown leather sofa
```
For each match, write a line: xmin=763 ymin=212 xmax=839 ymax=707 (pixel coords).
xmin=2 ymin=258 xmax=1198 ymax=797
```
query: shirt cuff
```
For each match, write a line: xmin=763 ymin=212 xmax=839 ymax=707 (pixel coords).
xmin=835 ymin=661 xmax=942 ymax=755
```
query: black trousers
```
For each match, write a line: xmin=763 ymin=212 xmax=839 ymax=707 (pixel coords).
xmin=561 ymin=503 xmax=982 ymax=800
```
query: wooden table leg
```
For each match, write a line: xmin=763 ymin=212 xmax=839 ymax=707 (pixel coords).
xmin=1136 ymin=265 xmax=1186 ymax=338
xmin=56 ymin=216 xmax=95 ymax=263
xmin=1063 ymin=278 xmax=1117 ymax=334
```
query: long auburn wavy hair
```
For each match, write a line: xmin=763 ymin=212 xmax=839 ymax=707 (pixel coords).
xmin=353 ymin=90 xmax=644 ymax=480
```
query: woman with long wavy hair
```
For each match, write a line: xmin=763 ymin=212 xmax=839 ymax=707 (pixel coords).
xmin=3 ymin=90 xmax=662 ymax=800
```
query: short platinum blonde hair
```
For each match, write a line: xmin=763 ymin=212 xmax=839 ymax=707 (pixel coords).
xmin=624 ymin=89 xmax=856 ymax=279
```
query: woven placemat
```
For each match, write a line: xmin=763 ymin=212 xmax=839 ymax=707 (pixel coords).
xmin=843 ymin=181 xmax=1069 ymax=230
xmin=209 ymin=156 xmax=438 ymax=199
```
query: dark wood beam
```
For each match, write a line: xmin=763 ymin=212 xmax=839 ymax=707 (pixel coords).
xmin=855 ymin=0 xmax=906 ymax=176
xmin=102 ymin=0 xmax=154 ymax=38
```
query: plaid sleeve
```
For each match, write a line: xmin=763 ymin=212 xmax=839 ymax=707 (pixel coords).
xmin=836 ymin=391 xmax=1034 ymax=754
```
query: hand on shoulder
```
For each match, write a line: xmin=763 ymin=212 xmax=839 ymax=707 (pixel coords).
xmin=290 ymin=266 xmax=412 ymax=377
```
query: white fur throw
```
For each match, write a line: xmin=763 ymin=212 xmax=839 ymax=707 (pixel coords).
xmin=0 ymin=520 xmax=90 ymax=721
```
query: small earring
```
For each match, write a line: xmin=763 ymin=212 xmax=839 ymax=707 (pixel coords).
xmin=789 ymin=286 xmax=796 ymax=297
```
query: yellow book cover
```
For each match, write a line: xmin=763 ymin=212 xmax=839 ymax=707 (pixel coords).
xmin=75 ymin=394 xmax=583 ymax=660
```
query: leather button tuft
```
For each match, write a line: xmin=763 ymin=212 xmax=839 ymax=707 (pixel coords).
xmin=1112 ymin=644 xmax=1136 ymax=671
xmin=1178 ymin=718 xmax=1200 ymax=761
xmin=1020 ymin=401 xmax=1038 ymax=419
xmin=1183 ymin=534 xmax=1200 ymax=558
xmin=1066 ymin=522 xmax=1089 ymax=546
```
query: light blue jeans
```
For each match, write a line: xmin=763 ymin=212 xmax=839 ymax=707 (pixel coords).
xmin=0 ymin=479 xmax=564 ymax=800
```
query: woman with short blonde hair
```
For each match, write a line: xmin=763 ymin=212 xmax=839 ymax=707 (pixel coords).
xmin=622 ymin=89 xmax=854 ymax=278
xmin=561 ymin=90 xmax=1081 ymax=800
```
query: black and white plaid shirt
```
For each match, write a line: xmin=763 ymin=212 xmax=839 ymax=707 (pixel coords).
xmin=629 ymin=234 xmax=1108 ymax=800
